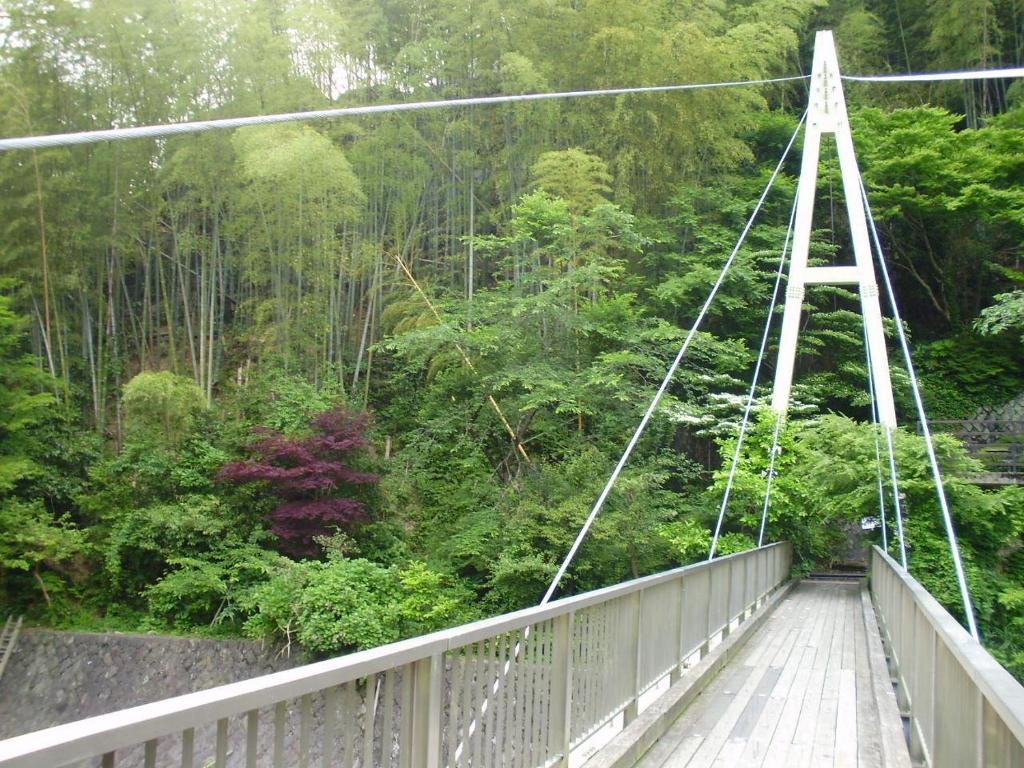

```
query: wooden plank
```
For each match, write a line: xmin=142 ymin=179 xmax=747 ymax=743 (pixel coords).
xmin=763 ymin=581 xmax=843 ymax=768
xmin=636 ymin=664 xmax=752 ymax=766
xmin=854 ymin=588 xmax=884 ymax=768
xmin=646 ymin=610 xmax=797 ymax=767
xmin=860 ymin=587 xmax=913 ymax=768
xmin=682 ymin=629 xmax=794 ymax=767
xmin=807 ymin=584 xmax=853 ymax=766
xmin=835 ymin=669 xmax=859 ymax=768
xmin=736 ymin=589 xmax=820 ymax=766
xmin=708 ymin=667 xmax=783 ymax=767
xmin=801 ymin=584 xmax=845 ymax=767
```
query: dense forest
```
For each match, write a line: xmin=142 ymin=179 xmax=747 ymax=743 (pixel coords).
xmin=1 ymin=0 xmax=1023 ymax=679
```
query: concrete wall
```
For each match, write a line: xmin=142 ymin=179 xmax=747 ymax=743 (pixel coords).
xmin=0 ymin=628 xmax=296 ymax=740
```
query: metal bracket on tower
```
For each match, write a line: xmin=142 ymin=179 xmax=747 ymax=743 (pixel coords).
xmin=771 ymin=30 xmax=898 ymax=428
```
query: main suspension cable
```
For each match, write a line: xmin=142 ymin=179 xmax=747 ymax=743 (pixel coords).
xmin=711 ymin=180 xmax=800 ymax=559
xmin=859 ymin=178 xmax=980 ymax=640
xmin=0 ymin=75 xmax=808 ymax=152
xmin=844 ymin=66 xmax=1024 ymax=83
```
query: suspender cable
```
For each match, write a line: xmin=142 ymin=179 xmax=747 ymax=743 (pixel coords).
xmin=713 ymin=182 xmax=799 ymax=558
xmin=0 ymin=75 xmax=808 ymax=152
xmin=542 ymin=112 xmax=806 ymax=604
xmin=859 ymin=178 xmax=980 ymax=640
xmin=883 ymin=420 xmax=909 ymax=568
xmin=862 ymin=324 xmax=892 ymax=555
xmin=863 ymin=316 xmax=909 ymax=567
xmin=757 ymin=195 xmax=801 ymax=549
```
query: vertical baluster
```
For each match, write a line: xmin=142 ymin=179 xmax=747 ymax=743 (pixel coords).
xmin=399 ymin=663 xmax=413 ymax=768
xmin=544 ymin=620 xmax=555 ymax=758
xmin=299 ymin=694 xmax=312 ymax=768
xmin=494 ymin=633 xmax=508 ymax=764
xmin=528 ymin=626 xmax=544 ymax=768
xmin=216 ymin=717 xmax=229 ymax=767
xmin=274 ymin=701 xmax=286 ymax=768
xmin=246 ymin=709 xmax=259 ymax=768
xmin=323 ymin=688 xmax=337 ymax=768
xmin=144 ymin=739 xmax=157 ymax=768
xmin=382 ymin=668 xmax=396 ymax=768
xmin=447 ymin=650 xmax=463 ymax=768
xmin=344 ymin=681 xmax=357 ymax=767
xmin=574 ymin=612 xmax=586 ymax=731
xmin=470 ymin=640 xmax=484 ymax=764
xmin=548 ymin=612 xmax=573 ymax=768
xmin=502 ymin=633 xmax=516 ymax=767
xmin=181 ymin=727 xmax=195 ymax=768
xmin=487 ymin=636 xmax=502 ymax=762
xmin=363 ymin=675 xmax=378 ymax=768
xmin=459 ymin=643 xmax=474 ymax=767
xmin=626 ymin=592 xmax=642 ymax=723
xmin=102 ymin=752 xmax=115 ymax=768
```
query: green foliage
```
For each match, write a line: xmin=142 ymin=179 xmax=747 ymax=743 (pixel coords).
xmin=531 ymin=149 xmax=613 ymax=215
xmin=916 ymin=334 xmax=1024 ymax=417
xmin=241 ymin=557 xmax=476 ymax=657
xmin=852 ymin=106 xmax=1024 ymax=335
xmin=0 ymin=292 xmax=85 ymax=613
xmin=657 ymin=519 xmax=711 ymax=562
xmin=396 ymin=561 xmax=476 ymax=637
xmin=976 ymin=290 xmax=1024 ymax=342
xmin=293 ymin=558 xmax=400 ymax=654
xmin=122 ymin=371 xmax=207 ymax=448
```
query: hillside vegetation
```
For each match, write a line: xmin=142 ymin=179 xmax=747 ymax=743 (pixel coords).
xmin=1 ymin=0 xmax=1023 ymax=678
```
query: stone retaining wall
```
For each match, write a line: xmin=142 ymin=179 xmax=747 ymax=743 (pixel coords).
xmin=0 ymin=628 xmax=296 ymax=740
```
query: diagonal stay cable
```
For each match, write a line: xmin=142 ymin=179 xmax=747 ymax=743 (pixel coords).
xmin=452 ymin=112 xmax=807 ymax=763
xmin=711 ymin=177 xmax=800 ymax=559
xmin=0 ymin=75 xmax=808 ymax=152
xmin=862 ymin=323 xmax=899 ymax=560
xmin=546 ymin=110 xmax=806 ymax=601
xmin=757 ymin=413 xmax=784 ymax=548
xmin=859 ymin=177 xmax=980 ymax=640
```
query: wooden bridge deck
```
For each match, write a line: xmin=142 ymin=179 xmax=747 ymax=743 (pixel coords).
xmin=632 ymin=580 xmax=911 ymax=768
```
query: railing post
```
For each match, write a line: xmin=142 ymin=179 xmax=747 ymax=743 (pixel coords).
xmin=625 ymin=590 xmax=642 ymax=724
xmin=548 ymin=611 xmax=574 ymax=768
xmin=722 ymin=561 xmax=733 ymax=640
xmin=701 ymin=566 xmax=713 ymax=658
xmin=672 ymin=576 xmax=685 ymax=684
xmin=405 ymin=653 xmax=443 ymax=768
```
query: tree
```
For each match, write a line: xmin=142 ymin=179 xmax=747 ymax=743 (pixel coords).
xmin=219 ymin=407 xmax=378 ymax=555
xmin=122 ymin=371 xmax=206 ymax=448
xmin=0 ymin=291 xmax=84 ymax=610
xmin=531 ymin=148 xmax=612 ymax=216
xmin=976 ymin=290 xmax=1024 ymax=343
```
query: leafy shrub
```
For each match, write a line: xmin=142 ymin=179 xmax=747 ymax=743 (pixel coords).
xmin=219 ymin=407 xmax=379 ymax=556
xmin=240 ymin=557 xmax=475 ymax=657
xmin=122 ymin=371 xmax=206 ymax=448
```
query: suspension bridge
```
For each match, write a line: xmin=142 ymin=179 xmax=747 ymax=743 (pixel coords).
xmin=1 ymin=30 xmax=1023 ymax=768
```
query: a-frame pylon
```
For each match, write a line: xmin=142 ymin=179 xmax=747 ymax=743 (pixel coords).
xmin=771 ymin=30 xmax=897 ymax=427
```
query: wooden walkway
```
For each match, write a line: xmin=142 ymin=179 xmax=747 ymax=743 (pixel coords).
xmin=633 ymin=580 xmax=911 ymax=768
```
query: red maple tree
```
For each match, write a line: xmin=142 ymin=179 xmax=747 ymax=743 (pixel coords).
xmin=218 ymin=407 xmax=378 ymax=555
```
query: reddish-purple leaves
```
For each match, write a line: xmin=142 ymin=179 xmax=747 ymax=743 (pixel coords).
xmin=219 ymin=407 xmax=378 ymax=555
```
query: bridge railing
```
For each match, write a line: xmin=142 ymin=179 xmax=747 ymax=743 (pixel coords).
xmin=870 ymin=546 xmax=1024 ymax=768
xmin=0 ymin=542 xmax=791 ymax=768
